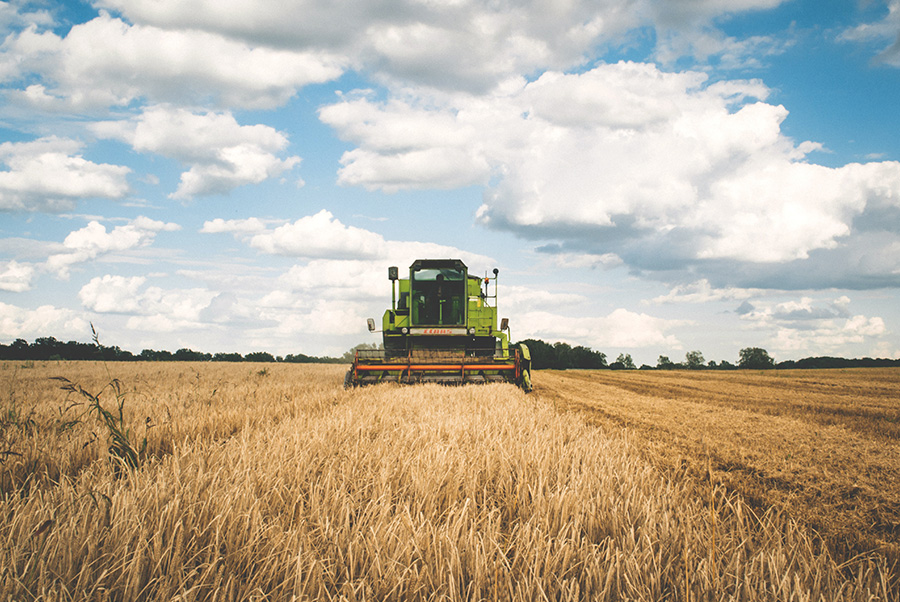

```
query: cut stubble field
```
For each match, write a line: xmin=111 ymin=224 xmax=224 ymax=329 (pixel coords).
xmin=1 ymin=361 xmax=897 ymax=600
xmin=534 ymin=369 xmax=900 ymax=564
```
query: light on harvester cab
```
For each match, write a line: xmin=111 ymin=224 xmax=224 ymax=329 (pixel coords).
xmin=367 ymin=318 xmax=376 ymax=332
xmin=500 ymin=318 xmax=509 ymax=331
xmin=388 ymin=266 xmax=398 ymax=310
xmin=401 ymin=327 xmax=409 ymax=334
xmin=468 ymin=327 xmax=476 ymax=335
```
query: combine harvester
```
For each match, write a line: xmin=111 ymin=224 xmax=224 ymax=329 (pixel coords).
xmin=345 ymin=259 xmax=532 ymax=391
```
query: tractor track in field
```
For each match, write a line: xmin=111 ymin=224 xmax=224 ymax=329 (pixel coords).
xmin=533 ymin=368 xmax=900 ymax=568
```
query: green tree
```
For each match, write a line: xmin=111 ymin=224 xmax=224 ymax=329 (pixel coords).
xmin=341 ymin=343 xmax=381 ymax=363
xmin=140 ymin=349 xmax=173 ymax=361
xmin=173 ymin=348 xmax=211 ymax=361
xmin=518 ymin=339 xmax=556 ymax=369
xmin=614 ymin=353 xmax=636 ymax=370
xmin=553 ymin=342 xmax=574 ymax=369
xmin=657 ymin=355 xmax=675 ymax=369
xmin=738 ymin=347 xmax=774 ymax=370
xmin=571 ymin=345 xmax=607 ymax=369
xmin=516 ymin=339 xmax=606 ymax=369
xmin=685 ymin=350 xmax=705 ymax=370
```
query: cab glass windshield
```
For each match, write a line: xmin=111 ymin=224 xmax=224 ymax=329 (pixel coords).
xmin=411 ymin=267 xmax=465 ymax=325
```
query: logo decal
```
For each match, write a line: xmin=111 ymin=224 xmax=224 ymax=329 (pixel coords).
xmin=410 ymin=328 xmax=466 ymax=335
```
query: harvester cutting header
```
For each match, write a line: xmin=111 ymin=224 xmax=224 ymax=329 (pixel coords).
xmin=345 ymin=259 xmax=532 ymax=391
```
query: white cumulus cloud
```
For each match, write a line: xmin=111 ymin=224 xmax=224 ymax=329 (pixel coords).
xmin=200 ymin=217 xmax=269 ymax=234
xmin=93 ymin=106 xmax=301 ymax=199
xmin=275 ymin=260 xmax=388 ymax=301
xmin=2 ymin=12 xmax=343 ymax=110
xmin=259 ymin=299 xmax=370 ymax=336
xmin=249 ymin=210 xmax=386 ymax=259
xmin=769 ymin=315 xmax=888 ymax=354
xmin=92 ymin=0 xmax=623 ymax=92
xmin=839 ymin=0 xmax=900 ymax=67
xmin=650 ymin=279 xmax=762 ymax=304
xmin=0 ymin=136 xmax=130 ymax=212
xmin=518 ymin=307 xmax=685 ymax=349
xmin=320 ymin=62 xmax=900 ymax=271
xmin=79 ymin=275 xmax=217 ymax=328
xmin=211 ymin=209 xmax=495 ymax=269
xmin=45 ymin=216 xmax=180 ymax=278
xmin=738 ymin=294 xmax=890 ymax=356
xmin=0 ymin=260 xmax=35 ymax=292
xmin=90 ymin=0 xmax=796 ymax=92
xmin=77 ymin=274 xmax=147 ymax=313
xmin=0 ymin=301 xmax=89 ymax=340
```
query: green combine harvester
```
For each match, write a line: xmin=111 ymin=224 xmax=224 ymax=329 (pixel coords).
xmin=345 ymin=259 xmax=532 ymax=391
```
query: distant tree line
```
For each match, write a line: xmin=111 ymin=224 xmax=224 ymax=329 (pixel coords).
xmin=0 ymin=337 xmax=344 ymax=364
xmin=654 ymin=347 xmax=771 ymax=370
xmin=515 ymin=341 xmax=900 ymax=371
xmin=3 ymin=336 xmax=899 ymax=370
xmin=774 ymin=356 xmax=900 ymax=369
xmin=517 ymin=339 xmax=608 ymax=370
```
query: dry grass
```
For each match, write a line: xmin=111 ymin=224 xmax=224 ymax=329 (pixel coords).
xmin=0 ymin=361 xmax=895 ymax=600
xmin=535 ymin=369 xmax=900 ymax=576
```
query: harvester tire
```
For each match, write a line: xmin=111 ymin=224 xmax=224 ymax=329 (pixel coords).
xmin=343 ymin=370 xmax=353 ymax=389
xmin=522 ymin=370 xmax=532 ymax=393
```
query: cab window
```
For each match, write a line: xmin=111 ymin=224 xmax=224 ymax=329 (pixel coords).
xmin=411 ymin=268 xmax=465 ymax=325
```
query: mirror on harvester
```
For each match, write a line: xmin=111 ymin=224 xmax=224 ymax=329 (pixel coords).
xmin=367 ymin=318 xmax=376 ymax=332
xmin=500 ymin=318 xmax=508 ymax=331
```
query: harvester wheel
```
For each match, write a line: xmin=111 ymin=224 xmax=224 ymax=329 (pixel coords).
xmin=521 ymin=369 xmax=532 ymax=393
xmin=343 ymin=370 xmax=353 ymax=389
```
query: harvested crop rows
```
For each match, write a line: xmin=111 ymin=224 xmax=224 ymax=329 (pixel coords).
xmin=1 ymin=361 xmax=896 ymax=600
xmin=535 ymin=369 xmax=900 ymax=571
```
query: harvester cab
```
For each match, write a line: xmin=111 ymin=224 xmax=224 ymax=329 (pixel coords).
xmin=345 ymin=259 xmax=532 ymax=391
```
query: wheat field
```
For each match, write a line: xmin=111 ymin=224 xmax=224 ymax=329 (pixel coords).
xmin=0 ymin=361 xmax=894 ymax=600
xmin=536 ymin=369 xmax=900 ymax=568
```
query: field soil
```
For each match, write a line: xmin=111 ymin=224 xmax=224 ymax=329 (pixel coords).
xmin=534 ymin=368 xmax=900 ymax=565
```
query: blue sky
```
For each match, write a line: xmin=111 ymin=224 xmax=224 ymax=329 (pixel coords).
xmin=1 ymin=0 xmax=899 ymax=366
